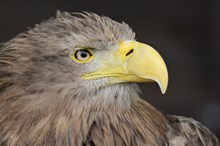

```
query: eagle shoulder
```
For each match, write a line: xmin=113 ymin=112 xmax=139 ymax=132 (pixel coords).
xmin=167 ymin=115 xmax=219 ymax=146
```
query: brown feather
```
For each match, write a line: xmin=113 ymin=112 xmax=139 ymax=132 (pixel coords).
xmin=167 ymin=115 xmax=219 ymax=146
xmin=84 ymin=99 xmax=169 ymax=146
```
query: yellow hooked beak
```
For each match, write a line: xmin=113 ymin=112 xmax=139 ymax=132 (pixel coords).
xmin=83 ymin=41 xmax=168 ymax=94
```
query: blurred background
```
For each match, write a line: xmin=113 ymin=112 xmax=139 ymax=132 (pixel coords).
xmin=0 ymin=0 xmax=220 ymax=139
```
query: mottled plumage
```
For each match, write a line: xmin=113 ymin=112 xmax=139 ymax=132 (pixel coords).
xmin=0 ymin=11 xmax=219 ymax=146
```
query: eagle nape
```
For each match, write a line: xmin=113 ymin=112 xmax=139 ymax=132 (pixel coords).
xmin=0 ymin=11 xmax=219 ymax=146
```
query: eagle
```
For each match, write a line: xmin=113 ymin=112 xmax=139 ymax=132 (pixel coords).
xmin=0 ymin=11 xmax=219 ymax=146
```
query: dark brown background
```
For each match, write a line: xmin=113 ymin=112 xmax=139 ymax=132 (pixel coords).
xmin=0 ymin=0 xmax=220 ymax=139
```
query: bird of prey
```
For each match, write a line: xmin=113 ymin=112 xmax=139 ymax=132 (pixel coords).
xmin=0 ymin=11 xmax=219 ymax=146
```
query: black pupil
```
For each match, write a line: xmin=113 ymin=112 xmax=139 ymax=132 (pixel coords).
xmin=80 ymin=50 xmax=88 ymax=58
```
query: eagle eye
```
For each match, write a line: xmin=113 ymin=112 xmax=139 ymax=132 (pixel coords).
xmin=71 ymin=49 xmax=94 ymax=63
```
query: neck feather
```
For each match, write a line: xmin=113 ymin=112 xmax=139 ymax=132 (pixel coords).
xmin=0 ymin=83 xmax=168 ymax=145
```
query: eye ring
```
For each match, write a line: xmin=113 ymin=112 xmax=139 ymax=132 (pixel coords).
xmin=71 ymin=49 xmax=94 ymax=63
xmin=75 ymin=49 xmax=91 ymax=61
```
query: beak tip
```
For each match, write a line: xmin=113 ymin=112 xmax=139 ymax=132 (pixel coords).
xmin=161 ymin=89 xmax=167 ymax=94
xmin=160 ymin=86 xmax=166 ymax=94
xmin=158 ymin=80 xmax=168 ymax=94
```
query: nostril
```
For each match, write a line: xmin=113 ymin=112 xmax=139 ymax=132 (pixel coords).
xmin=125 ymin=49 xmax=134 ymax=56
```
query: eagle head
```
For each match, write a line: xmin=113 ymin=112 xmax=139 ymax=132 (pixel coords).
xmin=0 ymin=11 xmax=168 ymax=145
